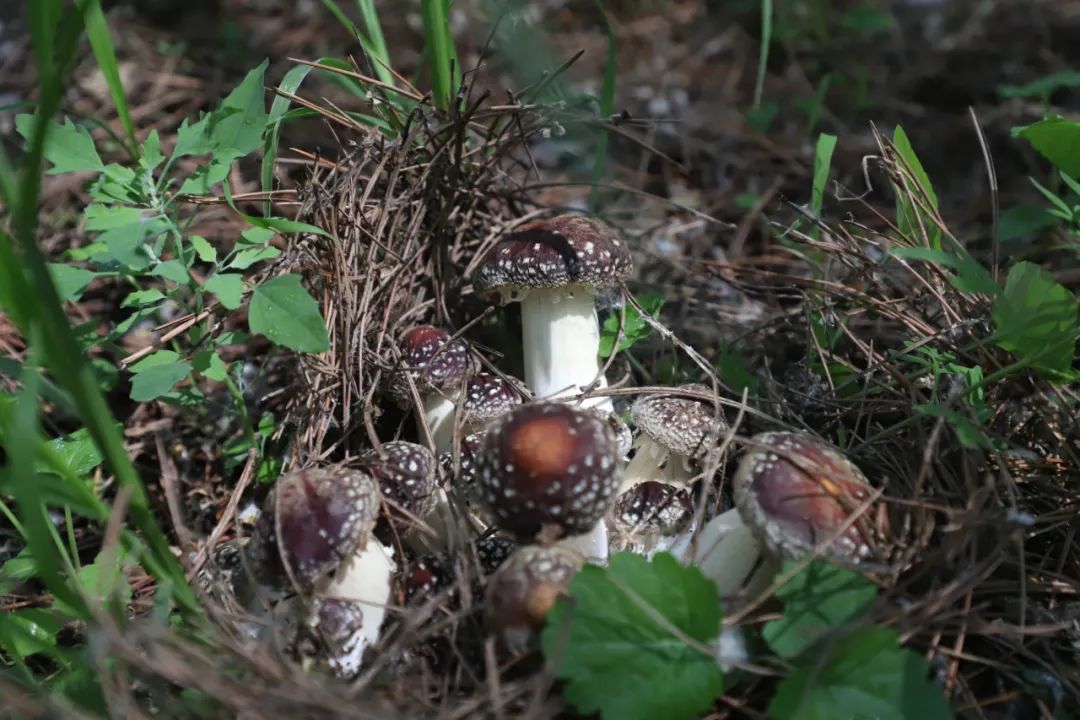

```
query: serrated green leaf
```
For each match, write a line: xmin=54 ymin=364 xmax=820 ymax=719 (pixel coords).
xmin=121 ymin=288 xmax=166 ymax=307
xmin=203 ymin=273 xmax=245 ymax=310
xmin=763 ymin=560 xmax=878 ymax=658
xmin=193 ymin=350 xmax=228 ymax=381
xmin=189 ymin=235 xmax=217 ymax=263
xmin=228 ymin=245 xmax=280 ymax=270
xmin=140 ymin=130 xmax=165 ymax=171
xmin=542 ymin=552 xmax=724 ymax=720
xmin=599 ymin=293 xmax=664 ymax=357
xmin=992 ymin=261 xmax=1079 ymax=379
xmin=47 ymin=263 xmax=97 ymax=301
xmin=206 ymin=60 xmax=270 ymax=158
xmin=173 ymin=115 xmax=213 ymax=158
xmin=248 ymin=274 xmax=329 ymax=353
xmin=178 ymin=160 xmax=232 ymax=195
xmin=152 ymin=259 xmax=190 ymax=285
xmin=14 ymin=114 xmax=104 ymax=174
xmin=769 ymin=628 xmax=953 ymax=720
xmin=1013 ymin=116 xmax=1080 ymax=177
xmin=130 ymin=357 xmax=192 ymax=402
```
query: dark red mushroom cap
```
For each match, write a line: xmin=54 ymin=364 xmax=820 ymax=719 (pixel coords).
xmin=732 ymin=432 xmax=882 ymax=562
xmin=485 ymin=545 xmax=584 ymax=652
xmin=631 ymin=384 xmax=725 ymax=458
xmin=610 ymin=481 xmax=695 ymax=538
xmin=359 ymin=441 xmax=438 ymax=520
xmin=440 ymin=431 xmax=485 ymax=497
xmin=475 ymin=535 xmax=518 ymax=576
xmin=388 ymin=325 xmax=475 ymax=409
xmin=461 ymin=373 xmax=527 ymax=427
xmin=400 ymin=554 xmax=455 ymax=607
xmin=475 ymin=403 xmax=621 ymax=542
xmin=273 ymin=466 xmax=381 ymax=592
xmin=472 ymin=215 xmax=633 ymax=300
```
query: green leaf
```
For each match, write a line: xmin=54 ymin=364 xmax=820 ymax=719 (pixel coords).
xmin=248 ymin=274 xmax=330 ymax=353
xmin=189 ymin=235 xmax=217 ymax=263
xmin=769 ymin=628 xmax=953 ymax=720
xmin=541 ymin=552 xmax=724 ymax=720
xmin=121 ymin=288 xmax=166 ymax=308
xmin=1013 ymin=116 xmax=1080 ymax=177
xmin=811 ymin=133 xmax=837 ymax=220
xmin=992 ymin=261 xmax=1079 ymax=379
xmin=47 ymin=263 xmax=96 ymax=301
xmin=173 ymin=115 xmax=213 ymax=158
xmin=81 ymin=0 xmax=136 ymax=152
xmin=888 ymin=246 xmax=999 ymax=296
xmin=996 ymin=203 xmax=1058 ymax=242
xmin=763 ymin=560 xmax=878 ymax=658
xmin=14 ymin=114 xmax=104 ymax=174
xmin=716 ymin=341 xmax=760 ymax=397
xmin=130 ymin=360 xmax=192 ymax=402
xmin=193 ymin=350 xmax=228 ymax=381
xmin=892 ymin=126 xmax=941 ymax=248
xmin=227 ymin=246 xmax=280 ymax=270
xmin=206 ymin=60 xmax=270 ymax=158
xmin=599 ymin=293 xmax=665 ymax=357
xmin=140 ymin=130 xmax=165 ymax=171
xmin=39 ymin=427 xmax=104 ymax=477
xmin=0 ymin=549 xmax=38 ymax=594
xmin=999 ymin=71 xmax=1080 ymax=100
xmin=0 ymin=609 xmax=63 ymax=658
xmin=203 ymin=273 xmax=245 ymax=310
xmin=239 ymin=226 xmax=275 ymax=246
xmin=178 ymin=159 xmax=231 ymax=195
xmin=152 ymin=259 xmax=190 ymax=285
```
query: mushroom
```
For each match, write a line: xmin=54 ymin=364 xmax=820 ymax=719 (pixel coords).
xmin=485 ymin=544 xmax=584 ymax=654
xmin=388 ymin=325 xmax=476 ymax=451
xmin=607 ymin=480 xmax=696 ymax=557
xmin=358 ymin=441 xmax=451 ymax=551
xmin=270 ymin=465 xmax=395 ymax=677
xmin=620 ymin=385 xmax=726 ymax=494
xmin=685 ymin=431 xmax=885 ymax=599
xmin=472 ymin=215 xmax=632 ymax=411
xmin=458 ymin=372 xmax=528 ymax=434
xmin=473 ymin=402 xmax=622 ymax=565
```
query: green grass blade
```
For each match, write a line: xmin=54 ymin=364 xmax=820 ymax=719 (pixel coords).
xmin=754 ymin=0 xmax=773 ymax=108
xmin=10 ymin=2 xmax=198 ymax=614
xmin=356 ymin=0 xmax=395 ymax=87
xmin=262 ymin=63 xmax=316 ymax=215
xmin=78 ymin=0 xmax=137 ymax=156
xmin=589 ymin=2 xmax=617 ymax=212
xmin=421 ymin=0 xmax=460 ymax=111
xmin=810 ymin=133 xmax=837 ymax=239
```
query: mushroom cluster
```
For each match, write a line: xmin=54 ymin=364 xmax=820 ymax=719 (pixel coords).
xmin=198 ymin=213 xmax=892 ymax=680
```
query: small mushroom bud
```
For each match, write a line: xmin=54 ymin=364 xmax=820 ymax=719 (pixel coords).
xmin=475 ymin=403 xmax=622 ymax=564
xmin=471 ymin=215 xmax=632 ymax=411
xmin=388 ymin=325 xmax=476 ymax=451
xmin=733 ymin=431 xmax=883 ymax=562
xmin=359 ymin=441 xmax=450 ymax=550
xmin=608 ymin=480 xmax=695 ymax=557
xmin=485 ymin=545 xmax=584 ymax=653
xmin=474 ymin=535 xmax=518 ymax=576
xmin=400 ymin=554 xmax=455 ymax=607
xmin=460 ymin=372 xmax=528 ymax=432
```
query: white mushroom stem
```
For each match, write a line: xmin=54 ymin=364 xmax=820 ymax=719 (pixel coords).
xmin=422 ymin=393 xmax=457 ymax=453
xmin=406 ymin=487 xmax=455 ymax=554
xmin=673 ymin=508 xmax=761 ymax=598
xmin=555 ymin=522 xmax=609 ymax=566
xmin=520 ymin=288 xmax=613 ymax=413
xmin=618 ymin=436 xmax=692 ymax=494
xmin=312 ymin=539 xmax=396 ymax=671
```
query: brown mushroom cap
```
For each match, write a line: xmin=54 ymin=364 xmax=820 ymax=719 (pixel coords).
xmin=610 ymin=481 xmax=695 ymax=538
xmin=732 ymin=431 xmax=881 ymax=561
xmin=485 ymin=545 xmax=584 ymax=652
xmin=307 ymin=596 xmax=367 ymax=679
xmin=273 ymin=466 xmax=381 ymax=592
xmin=475 ymin=403 xmax=621 ymax=542
xmin=472 ymin=215 xmax=633 ymax=300
xmin=631 ymin=385 xmax=725 ymax=458
xmin=359 ymin=441 xmax=438 ymax=521
xmin=388 ymin=325 xmax=475 ymax=409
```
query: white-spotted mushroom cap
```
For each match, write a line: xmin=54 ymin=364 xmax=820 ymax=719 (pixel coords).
xmin=388 ymin=325 xmax=475 ymax=409
xmin=485 ymin=545 xmax=584 ymax=653
xmin=400 ymin=554 xmax=455 ymax=607
xmin=586 ymin=407 xmax=633 ymax=458
xmin=440 ymin=431 xmax=485 ymax=497
xmin=306 ymin=597 xmax=368 ymax=679
xmin=610 ymin=481 xmax=695 ymax=540
xmin=475 ymin=403 xmax=621 ymax=542
xmin=471 ymin=215 xmax=633 ymax=302
xmin=273 ymin=466 xmax=381 ymax=593
xmin=461 ymin=373 xmax=527 ymax=427
xmin=631 ymin=384 xmax=726 ymax=458
xmin=359 ymin=441 xmax=438 ymax=522
xmin=475 ymin=535 xmax=518 ymax=576
xmin=732 ymin=432 xmax=884 ymax=562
